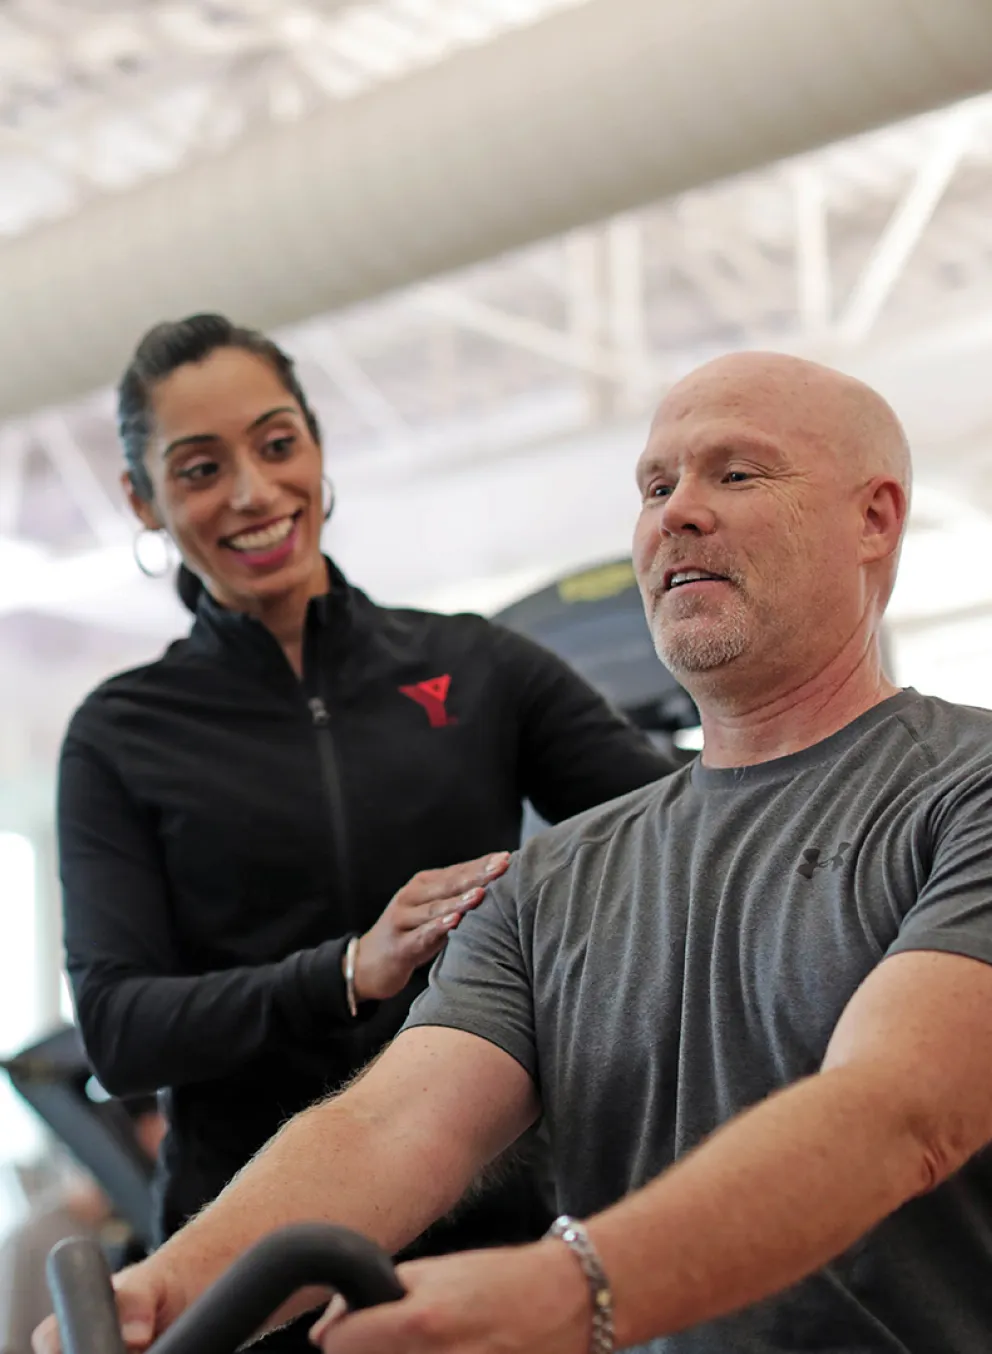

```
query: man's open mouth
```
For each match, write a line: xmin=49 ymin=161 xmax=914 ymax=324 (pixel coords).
xmin=664 ymin=568 xmax=729 ymax=591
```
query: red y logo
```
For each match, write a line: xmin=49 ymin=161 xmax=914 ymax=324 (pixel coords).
xmin=399 ymin=674 xmax=455 ymax=728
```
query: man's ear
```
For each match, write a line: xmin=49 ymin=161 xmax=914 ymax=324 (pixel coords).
xmin=121 ymin=470 xmax=162 ymax=532
xmin=861 ymin=476 xmax=906 ymax=567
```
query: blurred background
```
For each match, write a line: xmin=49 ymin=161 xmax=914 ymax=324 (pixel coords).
xmin=2 ymin=0 xmax=992 ymax=1250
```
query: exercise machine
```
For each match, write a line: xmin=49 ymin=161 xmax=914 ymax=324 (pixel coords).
xmin=47 ymin=1224 xmax=401 ymax=1354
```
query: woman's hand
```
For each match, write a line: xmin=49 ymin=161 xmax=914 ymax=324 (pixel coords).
xmin=353 ymin=852 xmax=510 ymax=1003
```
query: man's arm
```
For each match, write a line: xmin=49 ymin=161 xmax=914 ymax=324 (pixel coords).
xmin=589 ymin=947 xmax=992 ymax=1346
xmin=307 ymin=948 xmax=992 ymax=1354
xmin=34 ymin=1027 xmax=538 ymax=1353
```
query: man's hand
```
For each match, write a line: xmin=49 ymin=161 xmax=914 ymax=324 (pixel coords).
xmin=354 ymin=852 xmax=510 ymax=1002
xmin=33 ymin=1255 xmax=189 ymax=1354
xmin=310 ymin=1242 xmax=590 ymax=1354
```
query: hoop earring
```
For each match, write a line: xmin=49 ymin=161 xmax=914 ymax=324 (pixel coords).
xmin=133 ymin=526 xmax=172 ymax=579
xmin=322 ymin=475 xmax=336 ymax=523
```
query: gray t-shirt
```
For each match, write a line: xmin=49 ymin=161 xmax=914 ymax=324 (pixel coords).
xmin=404 ymin=690 xmax=992 ymax=1353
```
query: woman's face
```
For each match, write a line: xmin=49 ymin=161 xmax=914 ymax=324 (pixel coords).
xmin=126 ymin=346 xmax=327 ymax=613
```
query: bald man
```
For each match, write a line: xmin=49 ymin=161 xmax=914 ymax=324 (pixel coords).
xmin=37 ymin=354 xmax=992 ymax=1354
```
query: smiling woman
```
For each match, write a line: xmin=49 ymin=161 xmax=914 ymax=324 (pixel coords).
xmin=56 ymin=314 xmax=676 ymax=1351
xmin=118 ymin=319 xmax=331 ymax=668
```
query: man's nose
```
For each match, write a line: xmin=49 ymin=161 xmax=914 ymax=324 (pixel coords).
xmin=657 ymin=476 xmax=717 ymax=537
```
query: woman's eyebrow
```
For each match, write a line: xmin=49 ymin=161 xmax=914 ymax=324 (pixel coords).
xmin=164 ymin=406 xmax=297 ymax=459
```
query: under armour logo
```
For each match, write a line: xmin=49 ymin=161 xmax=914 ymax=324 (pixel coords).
xmin=797 ymin=842 xmax=852 ymax=880
xmin=399 ymin=674 xmax=456 ymax=728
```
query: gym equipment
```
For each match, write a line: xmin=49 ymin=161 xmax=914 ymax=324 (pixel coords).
xmin=46 ymin=1223 xmax=403 ymax=1354
xmin=494 ymin=557 xmax=699 ymax=736
xmin=2 ymin=1026 xmax=156 ymax=1250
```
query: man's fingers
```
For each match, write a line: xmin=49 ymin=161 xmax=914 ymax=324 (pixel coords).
xmin=33 ymin=1289 xmax=157 ymax=1354
xmin=113 ymin=1278 xmax=159 ymax=1352
xmin=309 ymin=1295 xmax=347 ymax=1343
xmin=118 ymin=1306 xmax=156 ymax=1350
xmin=32 ymin=1314 xmax=60 ymax=1354
xmin=315 ymin=1300 xmax=423 ymax=1354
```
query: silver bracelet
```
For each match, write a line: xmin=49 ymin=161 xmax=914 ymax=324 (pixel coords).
xmin=547 ymin=1215 xmax=614 ymax=1354
xmin=343 ymin=935 xmax=360 ymax=1018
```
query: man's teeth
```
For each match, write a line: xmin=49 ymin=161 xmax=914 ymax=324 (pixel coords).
xmin=228 ymin=517 xmax=295 ymax=551
xmin=669 ymin=569 xmax=723 ymax=588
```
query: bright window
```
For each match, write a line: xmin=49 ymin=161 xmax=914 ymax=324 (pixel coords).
xmin=0 ymin=833 xmax=45 ymax=1198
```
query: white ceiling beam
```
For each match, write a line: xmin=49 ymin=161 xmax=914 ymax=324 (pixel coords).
xmin=607 ymin=216 xmax=651 ymax=409
xmin=836 ymin=111 xmax=975 ymax=346
xmin=565 ymin=228 xmax=614 ymax=418
xmin=792 ymin=163 xmax=832 ymax=335
xmin=0 ymin=425 xmax=30 ymax=537
xmin=33 ymin=414 xmax=129 ymax=547
xmin=300 ymin=327 xmax=415 ymax=452
xmin=418 ymin=285 xmax=623 ymax=381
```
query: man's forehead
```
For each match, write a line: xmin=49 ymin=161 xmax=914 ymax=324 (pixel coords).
xmin=640 ymin=362 xmax=834 ymax=465
xmin=653 ymin=364 xmax=806 ymax=431
xmin=639 ymin=405 xmax=790 ymax=470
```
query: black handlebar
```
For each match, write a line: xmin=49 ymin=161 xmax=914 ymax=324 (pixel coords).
xmin=47 ymin=1224 xmax=405 ymax=1354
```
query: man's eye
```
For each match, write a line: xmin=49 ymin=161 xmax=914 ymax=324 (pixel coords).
xmin=648 ymin=483 xmax=672 ymax=499
xmin=724 ymin=471 xmax=750 ymax=484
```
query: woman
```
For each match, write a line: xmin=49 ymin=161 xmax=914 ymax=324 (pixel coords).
xmin=58 ymin=315 xmax=672 ymax=1291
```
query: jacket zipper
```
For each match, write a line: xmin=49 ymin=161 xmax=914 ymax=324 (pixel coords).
xmin=307 ymin=694 xmax=355 ymax=923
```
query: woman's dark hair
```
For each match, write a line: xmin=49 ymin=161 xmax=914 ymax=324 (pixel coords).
xmin=117 ymin=314 xmax=321 ymax=614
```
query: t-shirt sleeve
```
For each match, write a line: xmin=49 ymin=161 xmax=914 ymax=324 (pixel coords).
xmin=887 ymin=765 xmax=992 ymax=968
xmin=402 ymin=856 xmax=538 ymax=1084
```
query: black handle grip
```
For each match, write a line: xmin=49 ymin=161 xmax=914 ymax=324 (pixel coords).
xmin=47 ymin=1237 xmax=127 ymax=1354
xmin=152 ymin=1225 xmax=403 ymax=1354
xmin=48 ymin=1225 xmax=404 ymax=1354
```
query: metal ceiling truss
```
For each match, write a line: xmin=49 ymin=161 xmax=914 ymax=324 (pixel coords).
xmin=0 ymin=7 xmax=991 ymax=637
xmin=0 ymin=0 xmax=589 ymax=236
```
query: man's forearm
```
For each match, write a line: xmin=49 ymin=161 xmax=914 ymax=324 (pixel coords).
xmin=587 ymin=1065 xmax=936 ymax=1347
xmin=151 ymin=1088 xmax=472 ymax=1317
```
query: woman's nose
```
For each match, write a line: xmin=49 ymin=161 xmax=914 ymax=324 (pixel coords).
xmin=229 ymin=459 xmax=278 ymax=513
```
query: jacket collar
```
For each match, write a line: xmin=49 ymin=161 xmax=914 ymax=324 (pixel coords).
xmin=187 ymin=557 xmax=364 ymax=677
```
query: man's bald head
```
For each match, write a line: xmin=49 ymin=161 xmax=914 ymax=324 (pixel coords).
xmin=634 ymin=350 xmax=911 ymax=691
xmin=654 ymin=351 xmax=911 ymax=500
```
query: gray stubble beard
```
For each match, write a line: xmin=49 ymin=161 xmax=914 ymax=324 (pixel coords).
xmin=648 ymin=588 xmax=751 ymax=675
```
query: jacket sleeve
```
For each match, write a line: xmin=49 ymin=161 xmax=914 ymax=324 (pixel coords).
xmin=491 ymin=624 xmax=678 ymax=825
xmin=58 ymin=729 xmax=362 ymax=1098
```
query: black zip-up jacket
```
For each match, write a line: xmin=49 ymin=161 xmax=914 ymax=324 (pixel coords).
xmin=59 ymin=561 xmax=672 ymax=1245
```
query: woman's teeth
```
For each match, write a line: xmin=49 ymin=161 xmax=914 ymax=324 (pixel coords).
xmin=227 ymin=517 xmax=295 ymax=552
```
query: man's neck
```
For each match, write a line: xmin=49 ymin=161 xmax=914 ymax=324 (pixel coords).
xmin=694 ymin=637 xmax=899 ymax=769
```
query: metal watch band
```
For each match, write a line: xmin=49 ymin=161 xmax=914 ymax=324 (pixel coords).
xmin=547 ymin=1215 xmax=614 ymax=1354
xmin=343 ymin=934 xmax=360 ymax=1018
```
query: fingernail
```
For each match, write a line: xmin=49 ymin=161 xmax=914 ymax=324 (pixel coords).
xmin=122 ymin=1326 xmax=149 ymax=1345
xmin=461 ymin=888 xmax=480 ymax=903
xmin=442 ymin=912 xmax=459 ymax=926
xmin=485 ymin=853 xmax=508 ymax=872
